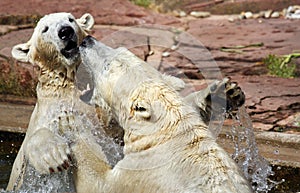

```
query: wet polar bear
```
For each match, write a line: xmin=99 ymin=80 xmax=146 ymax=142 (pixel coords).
xmin=7 ymin=13 xmax=122 ymax=192
xmin=6 ymin=12 xmax=246 ymax=193
xmin=78 ymin=36 xmax=252 ymax=193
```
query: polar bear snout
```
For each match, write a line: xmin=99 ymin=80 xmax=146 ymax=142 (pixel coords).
xmin=59 ymin=25 xmax=79 ymax=59
xmin=58 ymin=26 xmax=75 ymax=41
xmin=79 ymin=35 xmax=99 ymax=69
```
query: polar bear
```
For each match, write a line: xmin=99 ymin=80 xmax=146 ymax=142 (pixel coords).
xmin=76 ymin=35 xmax=252 ymax=193
xmin=7 ymin=13 xmax=122 ymax=192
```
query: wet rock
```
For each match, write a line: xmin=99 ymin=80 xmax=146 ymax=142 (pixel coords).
xmin=244 ymin=11 xmax=253 ymax=19
xmin=170 ymin=44 xmax=179 ymax=51
xmin=162 ymin=51 xmax=170 ymax=57
xmin=0 ymin=15 xmax=41 ymax=25
xmin=277 ymin=112 xmax=300 ymax=127
xmin=173 ymin=10 xmax=187 ymax=18
xmin=252 ymin=122 xmax=274 ymax=131
xmin=179 ymin=11 xmax=187 ymax=17
xmin=271 ymin=11 xmax=280 ymax=18
xmin=258 ymin=11 xmax=267 ymax=18
xmin=0 ymin=25 xmax=18 ymax=35
xmin=190 ymin=11 xmax=210 ymax=18
xmin=0 ymin=100 xmax=34 ymax=131
xmin=252 ymin=13 xmax=261 ymax=19
xmin=264 ymin=10 xmax=273 ymax=18
xmin=285 ymin=5 xmax=300 ymax=19
xmin=238 ymin=9 xmax=282 ymax=20
xmin=227 ymin=17 xmax=235 ymax=22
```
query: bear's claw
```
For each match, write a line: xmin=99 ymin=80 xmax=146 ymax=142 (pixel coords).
xmin=208 ymin=77 xmax=245 ymax=112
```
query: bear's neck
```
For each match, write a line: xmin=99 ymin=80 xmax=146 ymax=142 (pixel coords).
xmin=123 ymin=124 xmax=209 ymax=155
xmin=37 ymin=65 xmax=77 ymax=98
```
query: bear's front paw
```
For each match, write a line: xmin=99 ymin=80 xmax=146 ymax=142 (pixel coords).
xmin=223 ymin=78 xmax=245 ymax=111
xmin=24 ymin=128 xmax=72 ymax=174
xmin=208 ymin=77 xmax=245 ymax=112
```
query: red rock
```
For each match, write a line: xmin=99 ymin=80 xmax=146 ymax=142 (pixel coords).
xmin=0 ymin=0 xmax=181 ymax=26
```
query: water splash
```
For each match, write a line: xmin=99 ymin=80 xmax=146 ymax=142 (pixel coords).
xmin=0 ymin=100 xmax=124 ymax=193
xmin=19 ymin=165 xmax=74 ymax=193
xmin=229 ymin=106 xmax=276 ymax=192
xmin=79 ymin=113 xmax=124 ymax=167
xmin=0 ymin=164 xmax=74 ymax=193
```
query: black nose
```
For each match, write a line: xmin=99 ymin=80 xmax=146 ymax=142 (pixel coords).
xmin=58 ymin=26 xmax=75 ymax=41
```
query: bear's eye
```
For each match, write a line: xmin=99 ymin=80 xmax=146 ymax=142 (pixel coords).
xmin=42 ymin=26 xmax=49 ymax=33
xmin=134 ymin=106 xmax=146 ymax=112
xmin=69 ymin=18 xmax=74 ymax=23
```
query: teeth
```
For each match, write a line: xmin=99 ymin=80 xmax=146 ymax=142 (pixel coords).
xmin=81 ymin=84 xmax=91 ymax=95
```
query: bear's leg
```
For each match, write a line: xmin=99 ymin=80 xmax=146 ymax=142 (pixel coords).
xmin=72 ymin=134 xmax=111 ymax=193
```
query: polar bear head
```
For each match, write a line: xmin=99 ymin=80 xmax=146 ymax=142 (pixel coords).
xmin=80 ymin=36 xmax=199 ymax=153
xmin=12 ymin=12 xmax=94 ymax=86
xmin=80 ymin=36 xmax=186 ymax=122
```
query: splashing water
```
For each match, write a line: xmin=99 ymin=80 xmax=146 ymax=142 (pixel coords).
xmin=78 ymin=112 xmax=124 ymax=166
xmin=0 ymin=99 xmax=124 ymax=193
xmin=0 ymin=164 xmax=74 ymax=193
xmin=16 ymin=165 xmax=74 ymax=193
xmin=228 ymin=106 xmax=276 ymax=193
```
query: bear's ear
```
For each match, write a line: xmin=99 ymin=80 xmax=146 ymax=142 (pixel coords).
xmin=11 ymin=43 xmax=30 ymax=63
xmin=76 ymin=13 xmax=94 ymax=31
xmin=131 ymin=100 xmax=152 ymax=120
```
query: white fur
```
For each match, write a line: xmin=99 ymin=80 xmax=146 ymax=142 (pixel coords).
xmin=5 ymin=13 xmax=117 ymax=192
xmin=78 ymin=36 xmax=253 ymax=193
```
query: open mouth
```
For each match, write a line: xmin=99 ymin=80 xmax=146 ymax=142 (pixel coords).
xmin=61 ymin=40 xmax=79 ymax=59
